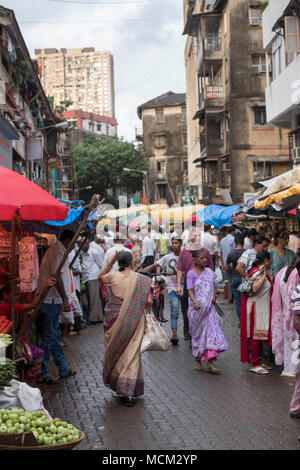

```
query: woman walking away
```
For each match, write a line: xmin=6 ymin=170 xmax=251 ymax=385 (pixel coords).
xmin=240 ymin=250 xmax=273 ymax=375
xmin=272 ymin=251 xmax=300 ymax=376
xmin=187 ymin=249 xmax=229 ymax=375
xmin=99 ymin=251 xmax=152 ymax=407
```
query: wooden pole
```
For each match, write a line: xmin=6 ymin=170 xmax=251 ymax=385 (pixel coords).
xmin=17 ymin=194 xmax=103 ymax=339
xmin=69 ymin=234 xmax=89 ymax=270
xmin=9 ymin=215 xmax=17 ymax=361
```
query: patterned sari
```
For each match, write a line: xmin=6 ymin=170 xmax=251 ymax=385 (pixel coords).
xmin=187 ymin=268 xmax=228 ymax=361
xmin=102 ymin=271 xmax=151 ymax=398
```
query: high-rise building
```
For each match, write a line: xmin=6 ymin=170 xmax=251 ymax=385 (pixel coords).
xmin=183 ymin=0 xmax=291 ymax=204
xmin=35 ymin=48 xmax=115 ymax=118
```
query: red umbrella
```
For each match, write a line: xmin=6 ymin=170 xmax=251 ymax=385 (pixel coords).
xmin=0 ymin=166 xmax=68 ymax=221
xmin=185 ymin=212 xmax=198 ymax=223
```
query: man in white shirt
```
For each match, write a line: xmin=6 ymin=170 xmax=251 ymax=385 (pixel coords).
xmin=201 ymin=224 xmax=219 ymax=269
xmin=36 ymin=230 xmax=76 ymax=384
xmin=68 ymin=247 xmax=83 ymax=333
xmin=141 ymin=234 xmax=157 ymax=268
xmin=103 ymin=226 xmax=115 ymax=251
xmin=103 ymin=232 xmax=131 ymax=272
xmin=236 ymin=236 xmax=269 ymax=278
xmin=81 ymin=240 xmax=104 ymax=324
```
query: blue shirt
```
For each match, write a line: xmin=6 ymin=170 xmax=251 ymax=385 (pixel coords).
xmin=220 ymin=234 xmax=235 ymax=266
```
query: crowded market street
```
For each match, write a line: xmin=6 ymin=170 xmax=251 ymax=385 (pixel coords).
xmin=40 ymin=297 xmax=300 ymax=451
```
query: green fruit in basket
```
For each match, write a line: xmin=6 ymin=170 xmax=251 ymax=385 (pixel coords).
xmin=0 ymin=424 xmax=7 ymax=433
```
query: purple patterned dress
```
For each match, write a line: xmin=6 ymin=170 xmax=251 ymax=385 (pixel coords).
xmin=187 ymin=268 xmax=229 ymax=361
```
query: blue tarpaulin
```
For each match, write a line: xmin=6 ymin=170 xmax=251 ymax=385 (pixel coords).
xmin=196 ymin=204 xmax=240 ymax=228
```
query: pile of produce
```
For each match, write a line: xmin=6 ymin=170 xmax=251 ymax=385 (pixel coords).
xmin=0 ymin=316 xmax=13 ymax=334
xmin=0 ymin=358 xmax=16 ymax=389
xmin=0 ymin=409 xmax=81 ymax=445
xmin=0 ymin=334 xmax=13 ymax=347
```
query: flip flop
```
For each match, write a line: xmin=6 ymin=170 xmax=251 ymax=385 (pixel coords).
xmin=250 ymin=366 xmax=269 ymax=375
xmin=60 ymin=369 xmax=77 ymax=379
xmin=36 ymin=376 xmax=60 ymax=385
xmin=206 ymin=366 xmax=221 ymax=375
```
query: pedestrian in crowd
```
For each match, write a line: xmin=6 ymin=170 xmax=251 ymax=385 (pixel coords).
xmin=272 ymin=251 xmax=300 ymax=376
xmin=141 ymin=238 xmax=183 ymax=345
xmin=240 ymin=250 xmax=273 ymax=375
xmin=236 ymin=236 xmax=270 ymax=279
xmin=68 ymin=247 xmax=83 ymax=335
xmin=201 ymin=224 xmax=219 ymax=269
xmin=103 ymin=225 xmax=115 ymax=251
xmin=166 ymin=225 xmax=178 ymax=243
xmin=176 ymin=231 xmax=214 ymax=341
xmin=224 ymin=233 xmax=245 ymax=319
xmin=103 ymin=232 xmax=131 ymax=272
xmin=141 ymin=229 xmax=157 ymax=269
xmin=269 ymin=230 xmax=295 ymax=279
xmin=220 ymin=226 xmax=236 ymax=302
xmin=289 ymin=258 xmax=300 ymax=418
xmin=157 ymin=226 xmax=170 ymax=258
xmin=187 ymin=249 xmax=228 ymax=374
xmin=146 ymin=221 xmax=159 ymax=240
xmin=81 ymin=239 xmax=104 ymax=324
xmin=36 ymin=230 xmax=77 ymax=384
xmin=99 ymin=251 xmax=152 ymax=408
xmin=288 ymin=230 xmax=300 ymax=254
xmin=258 ymin=226 xmax=265 ymax=237
xmin=128 ymin=233 xmax=143 ymax=271
xmin=243 ymin=228 xmax=258 ymax=250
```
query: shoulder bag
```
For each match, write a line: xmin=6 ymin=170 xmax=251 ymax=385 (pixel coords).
xmin=140 ymin=307 xmax=172 ymax=353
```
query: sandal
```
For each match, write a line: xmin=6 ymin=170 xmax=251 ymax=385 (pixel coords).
xmin=36 ymin=376 xmax=60 ymax=385
xmin=261 ymin=363 xmax=272 ymax=371
xmin=60 ymin=369 xmax=77 ymax=379
xmin=206 ymin=365 xmax=221 ymax=375
xmin=194 ymin=360 xmax=203 ymax=371
xmin=170 ymin=336 xmax=179 ymax=346
xmin=125 ymin=398 xmax=137 ymax=407
xmin=250 ymin=366 xmax=269 ymax=375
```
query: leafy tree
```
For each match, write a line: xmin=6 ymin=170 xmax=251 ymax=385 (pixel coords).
xmin=73 ymin=135 xmax=148 ymax=205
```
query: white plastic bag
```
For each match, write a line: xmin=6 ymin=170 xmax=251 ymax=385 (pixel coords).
xmin=215 ymin=266 xmax=223 ymax=284
xmin=59 ymin=309 xmax=74 ymax=325
xmin=141 ymin=309 xmax=172 ymax=353
xmin=0 ymin=380 xmax=52 ymax=419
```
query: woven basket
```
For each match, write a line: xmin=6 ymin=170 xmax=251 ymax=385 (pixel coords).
xmin=0 ymin=431 xmax=85 ymax=451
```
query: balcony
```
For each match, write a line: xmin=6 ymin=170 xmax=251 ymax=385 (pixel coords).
xmin=198 ymin=33 xmax=222 ymax=74
xmin=289 ymin=129 xmax=300 ymax=168
xmin=199 ymin=85 xmax=224 ymax=110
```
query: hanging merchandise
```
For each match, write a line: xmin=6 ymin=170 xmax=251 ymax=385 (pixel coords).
xmin=19 ymin=237 xmax=39 ymax=293
xmin=0 ymin=227 xmax=11 ymax=259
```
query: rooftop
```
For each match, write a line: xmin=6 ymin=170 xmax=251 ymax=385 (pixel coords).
xmin=137 ymin=91 xmax=186 ymax=119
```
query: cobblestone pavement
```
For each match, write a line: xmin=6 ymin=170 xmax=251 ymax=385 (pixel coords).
xmin=39 ymin=296 xmax=300 ymax=450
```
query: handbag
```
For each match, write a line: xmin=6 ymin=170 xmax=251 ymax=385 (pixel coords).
xmin=237 ymin=269 xmax=263 ymax=296
xmin=140 ymin=308 xmax=172 ymax=353
xmin=214 ymin=302 xmax=224 ymax=326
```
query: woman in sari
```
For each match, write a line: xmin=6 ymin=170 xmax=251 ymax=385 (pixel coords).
xmin=269 ymin=230 xmax=295 ymax=279
xmin=272 ymin=251 xmax=300 ymax=375
xmin=99 ymin=251 xmax=152 ymax=407
xmin=187 ymin=249 xmax=228 ymax=375
xmin=240 ymin=250 xmax=273 ymax=374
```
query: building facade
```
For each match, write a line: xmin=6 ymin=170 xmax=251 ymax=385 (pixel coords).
xmin=184 ymin=0 xmax=290 ymax=204
xmin=62 ymin=110 xmax=118 ymax=140
xmin=263 ymin=0 xmax=300 ymax=167
xmin=0 ymin=6 xmax=71 ymax=198
xmin=35 ymin=48 xmax=115 ymax=119
xmin=137 ymin=92 xmax=188 ymax=206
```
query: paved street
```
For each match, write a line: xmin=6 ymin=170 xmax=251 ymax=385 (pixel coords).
xmin=40 ymin=297 xmax=300 ymax=450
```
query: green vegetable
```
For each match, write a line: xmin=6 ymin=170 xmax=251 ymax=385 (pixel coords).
xmin=0 ymin=410 xmax=81 ymax=445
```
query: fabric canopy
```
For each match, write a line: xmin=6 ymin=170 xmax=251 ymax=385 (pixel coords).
xmin=0 ymin=166 xmax=68 ymax=221
xmin=254 ymin=183 xmax=300 ymax=209
xmin=150 ymin=204 xmax=205 ymax=222
xmin=196 ymin=205 xmax=240 ymax=228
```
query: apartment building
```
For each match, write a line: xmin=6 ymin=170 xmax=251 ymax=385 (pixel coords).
xmin=183 ymin=0 xmax=290 ymax=204
xmin=35 ymin=48 xmax=115 ymax=119
xmin=137 ymin=91 xmax=188 ymax=206
xmin=263 ymin=0 xmax=300 ymax=167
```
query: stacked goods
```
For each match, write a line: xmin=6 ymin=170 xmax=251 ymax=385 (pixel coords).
xmin=0 ymin=318 xmax=13 ymax=334
xmin=0 ymin=334 xmax=13 ymax=347
xmin=0 ymin=410 xmax=81 ymax=445
xmin=0 ymin=358 xmax=16 ymax=389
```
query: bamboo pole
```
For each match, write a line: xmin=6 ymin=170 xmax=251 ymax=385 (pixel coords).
xmin=69 ymin=234 xmax=89 ymax=270
xmin=17 ymin=194 xmax=103 ymax=339
xmin=9 ymin=215 xmax=17 ymax=361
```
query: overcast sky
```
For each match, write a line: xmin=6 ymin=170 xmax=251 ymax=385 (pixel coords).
xmin=6 ymin=0 xmax=186 ymax=141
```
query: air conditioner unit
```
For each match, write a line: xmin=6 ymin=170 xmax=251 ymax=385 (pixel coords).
xmin=258 ymin=64 xmax=267 ymax=73
xmin=250 ymin=17 xmax=262 ymax=26
xmin=251 ymin=65 xmax=260 ymax=74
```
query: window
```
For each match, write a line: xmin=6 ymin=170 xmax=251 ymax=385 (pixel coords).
xmin=154 ymin=134 xmax=166 ymax=149
xmin=223 ymin=11 xmax=227 ymax=36
xmin=182 ymin=106 xmax=186 ymax=122
xmin=271 ymin=33 xmax=284 ymax=80
xmin=157 ymin=183 xmax=167 ymax=199
xmin=251 ymin=55 xmax=267 ymax=74
xmin=182 ymin=133 xmax=187 ymax=147
xmin=254 ymin=107 xmax=267 ymax=125
xmin=183 ymin=160 xmax=188 ymax=171
xmin=249 ymin=6 xmax=262 ymax=26
xmin=253 ymin=161 xmax=273 ymax=181
xmin=97 ymin=123 xmax=102 ymax=132
xmin=157 ymin=161 xmax=166 ymax=173
xmin=285 ymin=17 xmax=300 ymax=53
xmin=155 ymin=108 xmax=164 ymax=123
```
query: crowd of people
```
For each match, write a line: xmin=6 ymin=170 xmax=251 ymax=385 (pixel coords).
xmin=3 ymin=219 xmax=300 ymax=415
